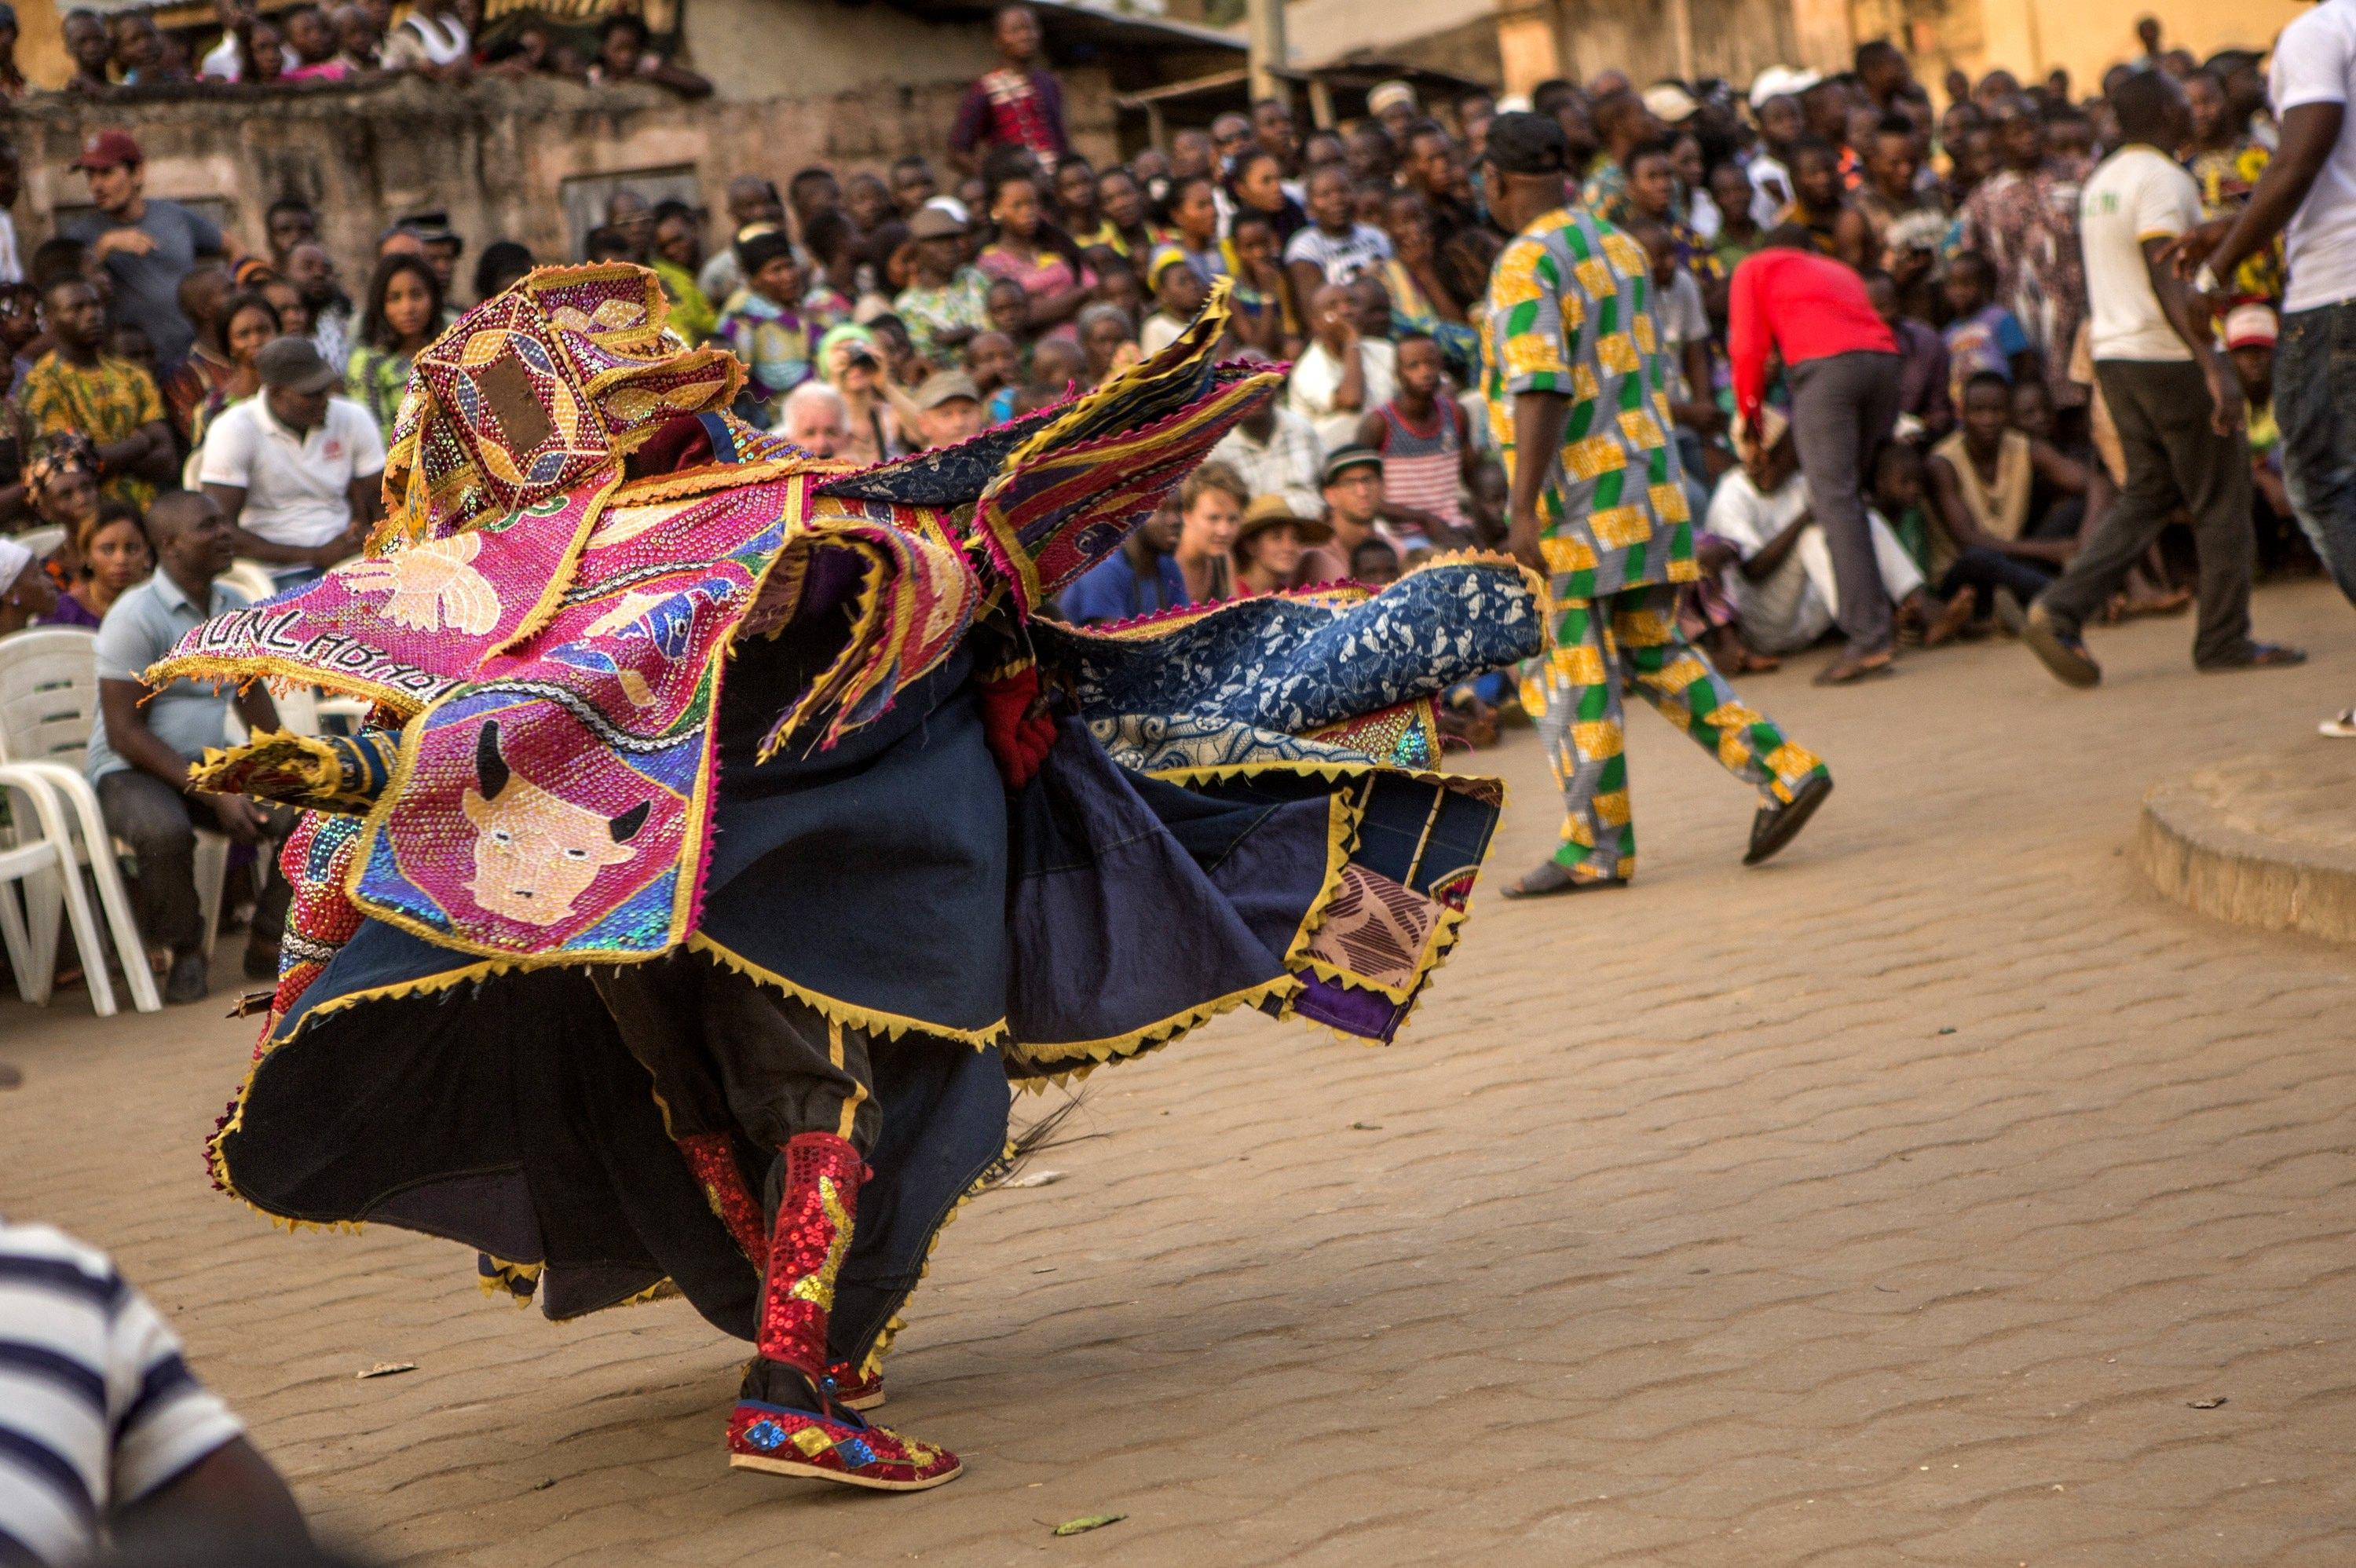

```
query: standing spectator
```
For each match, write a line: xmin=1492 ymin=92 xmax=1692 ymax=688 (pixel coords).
xmin=1058 ymin=494 xmax=1185 ymax=623
xmin=62 ymin=8 xmax=112 ymax=94
xmin=1253 ymin=97 xmax=1301 ymax=179
xmin=1233 ymin=493 xmax=1331 ymax=594
xmin=1402 ymin=122 xmax=1480 ymax=243
xmin=343 ymin=254 xmax=441 ymax=444
xmin=1579 ymin=86 xmax=1660 ymax=224
xmin=1622 ymin=140 xmax=1726 ymax=294
xmin=975 ymin=170 xmax=1092 ymax=339
xmin=1726 ymin=231 xmax=1904 ymax=682
xmin=1857 ymin=112 xmax=1948 ymax=299
xmin=1076 ymin=301 xmax=1135 ymax=386
xmin=1480 ymin=112 xmax=1830 ymax=895
xmin=22 ymin=277 xmax=171 ymax=510
xmin=1209 ymin=381 xmax=1323 ymax=519
xmin=380 ymin=0 xmax=469 ymax=79
xmin=1961 ymin=94 xmax=2087 ymax=409
xmin=89 ymin=493 xmax=290 ymax=1000
xmin=1709 ymin=162 xmax=1764 ymax=275
xmin=179 ymin=288 xmax=276 ymax=451
xmin=1171 ymin=460 xmax=1245 ymax=604
xmin=1357 ymin=331 xmax=1476 ymax=550
xmin=585 ymin=12 xmax=710 ymax=95
xmin=892 ymin=207 xmax=990 ymax=368
xmin=264 ymin=197 xmax=317 ymax=272
xmin=1283 ymin=165 xmax=1392 ymax=305
xmin=714 ymin=229 xmax=813 ymax=420
xmin=2168 ymin=0 xmax=2356 ymax=729
xmin=64 ymin=132 xmax=225 ymax=369
xmin=1288 ymin=281 xmax=1396 ymax=453
xmin=159 ymin=261 xmax=229 ymax=444
xmin=0 ymin=1218 xmax=309 ymax=1552
xmin=1782 ymin=138 xmax=1872 ymax=265
xmin=949 ymin=4 xmax=1069 ymax=174
xmin=197 ymin=337 xmax=384 ymax=590
xmin=817 ymin=323 xmax=903 ymax=465
xmin=1747 ymin=87 xmax=1808 ymax=226
xmin=1377 ymin=192 xmax=1469 ymax=353
xmin=285 ymin=241 xmax=352 ymax=373
xmin=1055 ymin=157 xmax=1110 ymax=248
xmin=2182 ymin=68 xmax=2281 ymax=305
xmin=2022 ymin=71 xmax=2302 ymax=685
xmin=282 ymin=5 xmax=349 ymax=79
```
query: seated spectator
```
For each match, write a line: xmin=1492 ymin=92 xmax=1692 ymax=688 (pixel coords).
xmin=1941 ymin=250 xmax=2034 ymax=407
xmin=1708 ymin=161 xmax=1764 ymax=277
xmin=0 ymin=1217 xmax=309 ymax=1558
xmin=1233 ymin=493 xmax=1333 ymax=594
xmin=1076 ymin=301 xmax=1135 ymax=387
xmin=648 ymin=201 xmax=715 ymax=344
xmin=1209 ymin=378 xmax=1323 ymax=519
xmin=911 ymin=369 xmax=986 ymax=449
xmin=1284 ymin=165 xmax=1392 ymax=307
xmin=198 ymin=336 xmax=384 ymax=590
xmin=816 ymin=323 xmax=904 ymax=465
xmin=1296 ymin=444 xmax=1394 ymax=579
xmin=976 ymin=170 xmax=1093 ymax=340
xmin=1228 ymin=149 xmax=1308 ymax=246
xmin=893 ymin=205 xmax=990 ymax=369
xmin=1024 ymin=335 xmax=1084 ymax=404
xmin=1093 ymin=166 xmax=1156 ymax=259
xmin=1224 ymin=210 xmax=1294 ymax=356
xmin=965 ymin=328 xmax=1019 ymax=418
xmin=41 ymin=500 xmax=150 ymax=629
xmin=776 ymin=379 xmax=849 ymax=457
xmin=1622 ymin=139 xmax=1722 ymax=298
xmin=1159 ymin=174 xmax=1227 ymax=287
xmin=0 ymin=532 xmax=53 ymax=631
xmin=1871 ymin=440 xmax=1937 ymax=579
xmin=1289 ymin=282 xmax=1396 ymax=454
xmin=1708 ymin=408 xmax=1971 ymax=666
xmin=1376 ymin=192 xmax=1473 ymax=372
xmin=983 ymin=274 xmax=1034 ymax=349
xmin=161 ymin=263 xmax=233 ymax=448
xmin=1355 ymin=331 xmax=1476 ymax=550
xmin=24 ymin=433 xmax=103 ymax=596
xmin=713 ymin=228 xmax=813 ymax=421
xmin=1349 ymin=535 xmax=1401 ymax=584
xmin=90 ymin=492 xmax=291 ymax=1001
xmin=343 ymin=254 xmax=441 ymax=444
xmin=381 ymin=0 xmax=469 ymax=79
xmin=1864 ymin=269 xmax=1952 ymax=440
xmin=1140 ymin=247 xmax=1204 ymax=356
xmin=1058 ymin=494 xmax=1186 ymax=623
xmin=22 ymin=276 xmax=172 ymax=510
xmin=2224 ymin=303 xmax=2303 ymax=576
xmin=1923 ymin=371 xmax=2087 ymax=619
xmin=587 ymin=13 xmax=711 ymax=95
xmin=1172 ymin=460 xmax=1246 ymax=604
xmin=335 ymin=2 xmax=383 ymax=71
xmin=473 ymin=239 xmax=536 ymax=305
xmin=1782 ymin=137 xmax=1871 ymax=267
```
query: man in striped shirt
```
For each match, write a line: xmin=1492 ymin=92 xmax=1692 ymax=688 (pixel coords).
xmin=0 ymin=1219 xmax=306 ymax=1563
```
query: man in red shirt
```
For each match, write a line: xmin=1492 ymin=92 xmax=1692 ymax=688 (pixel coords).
xmin=1727 ymin=230 xmax=1904 ymax=683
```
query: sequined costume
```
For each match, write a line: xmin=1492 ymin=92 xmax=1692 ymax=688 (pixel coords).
xmin=159 ymin=265 xmax=1542 ymax=1488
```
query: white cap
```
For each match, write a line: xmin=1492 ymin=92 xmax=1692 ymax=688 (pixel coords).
xmin=922 ymin=195 xmax=970 ymax=226
xmin=1748 ymin=65 xmax=1822 ymax=111
xmin=1367 ymin=79 xmax=1417 ymax=116
xmin=1642 ymin=82 xmax=1700 ymax=122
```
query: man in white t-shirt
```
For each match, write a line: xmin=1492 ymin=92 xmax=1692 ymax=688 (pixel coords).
xmin=1282 ymin=165 xmax=1393 ymax=306
xmin=2175 ymin=0 xmax=2356 ymax=732
xmin=2022 ymin=69 xmax=2304 ymax=689
xmin=197 ymin=335 xmax=385 ymax=590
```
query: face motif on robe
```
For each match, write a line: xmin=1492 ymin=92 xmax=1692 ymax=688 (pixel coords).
xmin=459 ymin=719 xmax=649 ymax=925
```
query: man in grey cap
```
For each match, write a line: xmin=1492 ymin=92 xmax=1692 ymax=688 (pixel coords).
xmin=196 ymin=335 xmax=386 ymax=590
xmin=912 ymin=368 xmax=988 ymax=449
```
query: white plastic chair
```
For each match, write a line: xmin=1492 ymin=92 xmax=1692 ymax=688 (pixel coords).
xmin=0 ymin=764 xmax=121 ymax=1012
xmin=221 ymin=560 xmax=279 ymax=605
xmin=13 ymin=524 xmax=64 ymax=562
xmin=0 ymin=627 xmax=171 ymax=1012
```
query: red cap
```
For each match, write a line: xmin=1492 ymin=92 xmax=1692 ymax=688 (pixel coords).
xmin=72 ymin=130 xmax=142 ymax=172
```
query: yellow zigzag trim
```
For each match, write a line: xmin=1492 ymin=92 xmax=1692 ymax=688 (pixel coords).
xmin=686 ymin=933 xmax=1009 ymax=1047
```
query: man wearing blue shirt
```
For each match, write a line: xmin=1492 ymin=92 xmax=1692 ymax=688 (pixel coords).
xmin=1057 ymin=497 xmax=1189 ymax=624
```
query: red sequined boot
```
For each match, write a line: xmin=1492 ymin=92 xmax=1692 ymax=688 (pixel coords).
xmin=726 ymin=1132 xmax=959 ymax=1490
xmin=675 ymin=1132 xmax=767 ymax=1271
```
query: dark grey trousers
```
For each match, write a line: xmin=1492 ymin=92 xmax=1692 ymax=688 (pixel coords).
xmin=2036 ymin=360 xmax=2254 ymax=667
xmin=97 ymin=769 xmax=291 ymax=958
xmin=590 ymin=952 xmax=881 ymax=1154
xmin=1787 ymin=350 xmax=1903 ymax=657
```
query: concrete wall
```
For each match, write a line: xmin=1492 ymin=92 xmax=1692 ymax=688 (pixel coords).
xmin=11 ymin=64 xmax=1123 ymax=287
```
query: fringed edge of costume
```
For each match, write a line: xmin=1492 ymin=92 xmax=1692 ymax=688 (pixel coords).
xmin=142 ymin=650 xmax=431 ymax=724
xmin=854 ymin=1139 xmax=1013 ymax=1378
xmin=1003 ymin=971 xmax=1299 ymax=1087
xmin=1280 ymin=785 xmax=1364 ymax=970
xmin=685 ymin=933 xmax=1011 ymax=1047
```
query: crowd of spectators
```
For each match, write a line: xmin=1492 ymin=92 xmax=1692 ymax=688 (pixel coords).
xmin=0 ymin=0 xmax=2343 ymax=1003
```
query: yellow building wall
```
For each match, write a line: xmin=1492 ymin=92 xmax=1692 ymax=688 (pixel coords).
xmin=1860 ymin=0 xmax=2307 ymax=98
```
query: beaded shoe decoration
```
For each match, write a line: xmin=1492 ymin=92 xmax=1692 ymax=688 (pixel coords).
xmin=726 ymin=1400 xmax=960 ymax=1491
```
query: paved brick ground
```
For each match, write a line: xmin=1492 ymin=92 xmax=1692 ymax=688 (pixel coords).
xmin=8 ymin=579 xmax=2356 ymax=1567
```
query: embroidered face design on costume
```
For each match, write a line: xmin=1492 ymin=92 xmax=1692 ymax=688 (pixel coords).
xmin=459 ymin=719 xmax=648 ymax=924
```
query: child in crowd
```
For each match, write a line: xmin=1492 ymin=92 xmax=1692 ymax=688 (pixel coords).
xmin=966 ymin=330 xmax=1020 ymax=423
xmin=1348 ymin=537 xmax=1400 ymax=585
xmin=714 ymin=229 xmax=813 ymax=423
xmin=1140 ymin=247 xmax=1206 ymax=356
xmin=1941 ymin=251 xmax=2035 ymax=407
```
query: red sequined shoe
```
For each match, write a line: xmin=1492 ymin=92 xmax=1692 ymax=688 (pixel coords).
xmin=726 ymin=1400 xmax=960 ymax=1490
xmin=824 ymin=1360 xmax=885 ymax=1412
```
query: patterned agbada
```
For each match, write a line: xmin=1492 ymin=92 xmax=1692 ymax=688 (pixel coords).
xmin=1482 ymin=206 xmax=1824 ymax=885
xmin=157 ymin=265 xmax=1542 ymax=1488
xmin=1480 ymin=205 xmax=1696 ymax=600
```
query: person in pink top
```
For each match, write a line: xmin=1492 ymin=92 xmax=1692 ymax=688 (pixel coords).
xmin=1726 ymin=229 xmax=1905 ymax=682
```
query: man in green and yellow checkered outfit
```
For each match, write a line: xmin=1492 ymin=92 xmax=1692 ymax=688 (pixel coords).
xmin=1477 ymin=113 xmax=1833 ymax=897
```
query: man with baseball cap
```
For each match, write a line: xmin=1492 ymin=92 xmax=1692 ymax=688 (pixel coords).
xmin=911 ymin=368 xmax=986 ymax=450
xmin=196 ymin=336 xmax=384 ymax=590
xmin=64 ymin=129 xmax=226 ymax=366
xmin=1479 ymin=111 xmax=1831 ymax=897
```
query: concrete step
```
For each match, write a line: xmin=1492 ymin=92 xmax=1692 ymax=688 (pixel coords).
xmin=2139 ymin=745 xmax=2356 ymax=942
